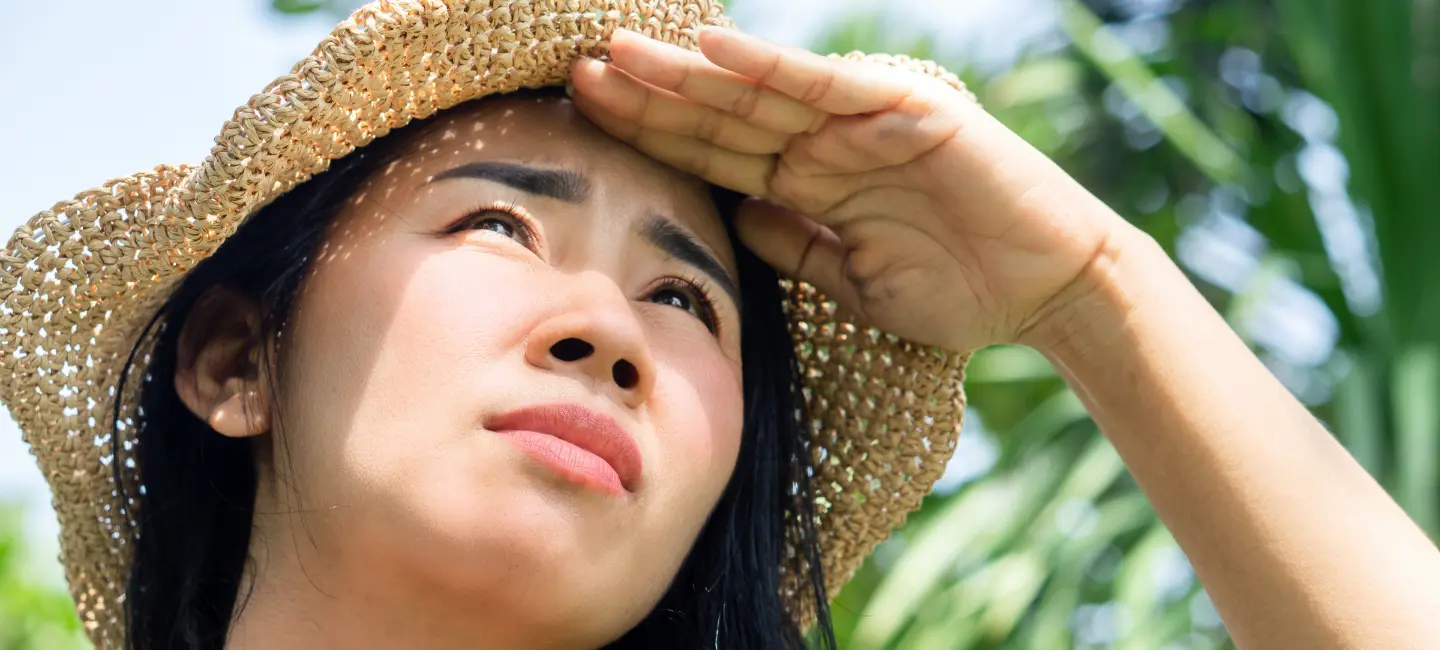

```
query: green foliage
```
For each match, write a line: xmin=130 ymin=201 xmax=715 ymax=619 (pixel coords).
xmin=270 ymin=0 xmax=364 ymax=17
xmin=798 ymin=0 xmax=1440 ymax=647
xmin=1272 ymin=0 xmax=1440 ymax=535
xmin=271 ymin=0 xmax=327 ymax=14
xmin=3 ymin=1 xmax=1433 ymax=648
xmin=0 ymin=504 xmax=85 ymax=650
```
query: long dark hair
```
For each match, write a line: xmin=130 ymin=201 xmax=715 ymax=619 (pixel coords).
xmin=115 ymin=89 xmax=837 ymax=650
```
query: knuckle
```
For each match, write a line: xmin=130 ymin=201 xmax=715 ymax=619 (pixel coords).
xmin=635 ymin=89 xmax=657 ymax=123
xmin=757 ymin=53 xmax=785 ymax=87
xmin=805 ymin=110 xmax=829 ymax=135
xmin=759 ymin=131 xmax=791 ymax=155
xmin=801 ymin=69 xmax=836 ymax=106
xmin=672 ymin=60 xmax=697 ymax=94
xmin=792 ymin=227 xmax=825 ymax=279
xmin=771 ymin=164 xmax=836 ymax=215
xmin=695 ymin=110 xmax=723 ymax=142
xmin=731 ymin=84 xmax=764 ymax=120
xmin=690 ymin=148 xmax=715 ymax=179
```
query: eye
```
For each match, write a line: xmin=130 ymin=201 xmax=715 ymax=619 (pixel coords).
xmin=648 ymin=277 xmax=720 ymax=334
xmin=475 ymin=215 xmax=518 ymax=238
xmin=451 ymin=202 xmax=537 ymax=251
xmin=652 ymin=287 xmax=694 ymax=312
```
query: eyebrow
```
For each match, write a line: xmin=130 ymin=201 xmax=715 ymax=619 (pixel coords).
xmin=429 ymin=161 xmax=737 ymax=304
xmin=639 ymin=215 xmax=740 ymax=306
xmin=428 ymin=161 xmax=591 ymax=204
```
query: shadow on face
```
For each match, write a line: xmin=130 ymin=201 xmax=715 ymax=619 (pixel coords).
xmin=177 ymin=93 xmax=751 ymax=648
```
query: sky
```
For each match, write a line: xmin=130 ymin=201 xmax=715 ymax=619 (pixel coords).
xmin=0 ymin=0 xmax=1051 ymax=586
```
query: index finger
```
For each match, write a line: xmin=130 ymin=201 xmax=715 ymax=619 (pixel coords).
xmin=607 ymin=29 xmax=824 ymax=135
xmin=697 ymin=27 xmax=913 ymax=116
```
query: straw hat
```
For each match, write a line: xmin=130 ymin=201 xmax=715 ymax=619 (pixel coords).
xmin=0 ymin=0 xmax=968 ymax=645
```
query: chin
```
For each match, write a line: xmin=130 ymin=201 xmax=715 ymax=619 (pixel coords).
xmin=389 ymin=446 xmax=646 ymax=590
xmin=374 ymin=481 xmax=658 ymax=646
xmin=340 ymin=432 xmax=671 ymax=642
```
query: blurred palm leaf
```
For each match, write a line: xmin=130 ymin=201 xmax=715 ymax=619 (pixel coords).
xmin=1273 ymin=0 xmax=1440 ymax=535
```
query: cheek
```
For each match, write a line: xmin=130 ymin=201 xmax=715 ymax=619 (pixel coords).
xmin=649 ymin=342 xmax=745 ymax=504
xmin=277 ymin=232 xmax=538 ymax=498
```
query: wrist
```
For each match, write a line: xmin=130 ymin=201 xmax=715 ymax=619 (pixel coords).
xmin=1016 ymin=223 xmax=1168 ymax=361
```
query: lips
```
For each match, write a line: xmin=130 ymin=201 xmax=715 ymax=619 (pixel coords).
xmin=487 ymin=403 xmax=643 ymax=497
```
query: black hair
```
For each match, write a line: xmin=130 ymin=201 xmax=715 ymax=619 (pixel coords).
xmin=116 ymin=89 xmax=838 ymax=650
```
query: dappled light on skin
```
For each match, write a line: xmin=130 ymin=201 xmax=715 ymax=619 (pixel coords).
xmin=312 ymin=120 xmax=494 ymax=266
xmin=218 ymin=94 xmax=749 ymax=650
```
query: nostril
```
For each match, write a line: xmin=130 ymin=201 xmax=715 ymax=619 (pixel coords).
xmin=550 ymin=338 xmax=594 ymax=362
xmin=612 ymin=360 xmax=640 ymax=390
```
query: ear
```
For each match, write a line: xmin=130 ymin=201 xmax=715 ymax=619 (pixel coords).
xmin=173 ymin=287 xmax=274 ymax=438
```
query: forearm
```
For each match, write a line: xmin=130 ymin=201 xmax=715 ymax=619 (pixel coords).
xmin=1026 ymin=226 xmax=1440 ymax=650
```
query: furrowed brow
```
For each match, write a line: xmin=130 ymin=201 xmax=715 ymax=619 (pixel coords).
xmin=639 ymin=214 xmax=739 ymax=305
xmin=428 ymin=161 xmax=591 ymax=203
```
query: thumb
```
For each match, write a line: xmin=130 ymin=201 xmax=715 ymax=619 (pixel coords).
xmin=734 ymin=198 xmax=861 ymax=312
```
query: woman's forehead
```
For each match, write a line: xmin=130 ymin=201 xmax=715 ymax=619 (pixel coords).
xmin=362 ymin=94 xmax=737 ymax=270
xmin=418 ymin=99 xmax=716 ymax=207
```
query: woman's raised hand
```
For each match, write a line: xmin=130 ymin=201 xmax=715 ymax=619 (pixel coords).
xmin=568 ymin=27 xmax=1138 ymax=352
xmin=572 ymin=28 xmax=1440 ymax=650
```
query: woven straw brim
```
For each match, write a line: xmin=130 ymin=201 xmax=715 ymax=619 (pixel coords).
xmin=0 ymin=1 xmax=967 ymax=646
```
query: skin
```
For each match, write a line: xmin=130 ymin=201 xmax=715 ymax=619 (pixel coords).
xmin=565 ymin=27 xmax=1440 ymax=649
xmin=176 ymin=96 xmax=746 ymax=650
xmin=170 ymin=23 xmax=1440 ymax=650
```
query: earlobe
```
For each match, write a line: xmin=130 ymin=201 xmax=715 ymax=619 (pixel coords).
xmin=206 ymin=380 xmax=272 ymax=438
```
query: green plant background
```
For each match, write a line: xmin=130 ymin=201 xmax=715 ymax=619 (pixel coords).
xmin=4 ymin=0 xmax=1437 ymax=648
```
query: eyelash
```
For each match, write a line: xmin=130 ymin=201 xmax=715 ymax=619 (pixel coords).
xmin=650 ymin=274 xmax=722 ymax=335
xmin=448 ymin=200 xmax=541 ymax=250
xmin=448 ymin=202 xmax=723 ymax=335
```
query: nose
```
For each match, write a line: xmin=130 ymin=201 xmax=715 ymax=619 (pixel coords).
xmin=525 ymin=280 xmax=657 ymax=410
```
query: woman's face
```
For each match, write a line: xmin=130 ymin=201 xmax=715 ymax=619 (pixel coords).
xmin=248 ymin=96 xmax=744 ymax=645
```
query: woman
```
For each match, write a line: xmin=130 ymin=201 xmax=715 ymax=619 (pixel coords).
xmin=4 ymin=1 xmax=1438 ymax=649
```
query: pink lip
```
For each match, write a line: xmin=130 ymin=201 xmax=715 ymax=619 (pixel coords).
xmin=487 ymin=404 xmax=642 ymax=497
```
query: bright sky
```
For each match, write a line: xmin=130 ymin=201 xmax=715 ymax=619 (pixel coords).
xmin=0 ymin=0 xmax=1052 ymax=585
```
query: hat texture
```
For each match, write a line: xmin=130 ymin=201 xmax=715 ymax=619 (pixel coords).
xmin=0 ymin=0 xmax=968 ymax=646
